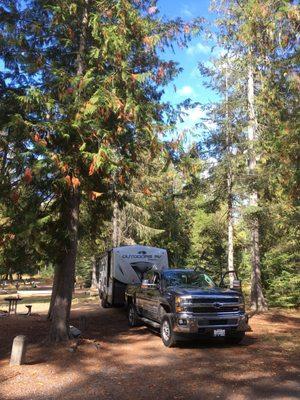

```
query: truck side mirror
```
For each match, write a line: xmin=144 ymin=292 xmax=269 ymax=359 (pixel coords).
xmin=141 ymin=279 xmax=149 ymax=288
xmin=141 ymin=280 xmax=158 ymax=289
xmin=141 ymin=279 xmax=155 ymax=289
xmin=220 ymin=270 xmax=241 ymax=291
xmin=231 ymin=279 xmax=241 ymax=291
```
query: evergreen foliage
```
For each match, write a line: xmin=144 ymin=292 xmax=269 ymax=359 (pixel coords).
xmin=194 ymin=0 xmax=299 ymax=308
xmin=0 ymin=0 xmax=298 ymax=323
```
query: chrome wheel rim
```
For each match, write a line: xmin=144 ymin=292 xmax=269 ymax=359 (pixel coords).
xmin=162 ymin=320 xmax=170 ymax=341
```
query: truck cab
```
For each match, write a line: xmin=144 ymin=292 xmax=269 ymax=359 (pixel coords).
xmin=125 ymin=268 xmax=250 ymax=347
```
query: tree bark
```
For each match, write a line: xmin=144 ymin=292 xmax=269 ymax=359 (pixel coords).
xmin=48 ymin=0 xmax=88 ymax=341
xmin=47 ymin=264 xmax=59 ymax=320
xmin=90 ymin=256 xmax=98 ymax=289
xmin=227 ymin=170 xmax=235 ymax=287
xmin=247 ymin=64 xmax=268 ymax=312
xmin=112 ymin=201 xmax=120 ymax=247
xmin=49 ymin=189 xmax=80 ymax=341
xmin=225 ymin=62 xmax=235 ymax=287
xmin=75 ymin=0 xmax=89 ymax=76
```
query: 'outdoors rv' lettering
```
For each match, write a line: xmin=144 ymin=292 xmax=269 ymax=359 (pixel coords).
xmin=121 ymin=254 xmax=162 ymax=259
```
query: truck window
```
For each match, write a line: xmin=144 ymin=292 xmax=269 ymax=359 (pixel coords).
xmin=131 ymin=262 xmax=154 ymax=280
xmin=143 ymin=270 xmax=155 ymax=283
xmin=153 ymin=273 xmax=160 ymax=286
xmin=163 ymin=271 xmax=215 ymax=288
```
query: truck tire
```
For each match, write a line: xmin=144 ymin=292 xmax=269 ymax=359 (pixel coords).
xmin=161 ymin=315 xmax=177 ymax=348
xmin=225 ymin=332 xmax=245 ymax=345
xmin=128 ymin=303 xmax=140 ymax=327
xmin=158 ymin=305 xmax=168 ymax=322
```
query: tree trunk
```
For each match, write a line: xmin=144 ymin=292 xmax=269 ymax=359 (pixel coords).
xmin=112 ymin=201 xmax=120 ymax=247
xmin=227 ymin=171 xmax=235 ymax=287
xmin=90 ymin=256 xmax=98 ymax=289
xmin=48 ymin=0 xmax=88 ymax=341
xmin=225 ymin=62 xmax=235 ymax=287
xmin=117 ymin=210 xmax=122 ymax=247
xmin=247 ymin=64 xmax=268 ymax=312
xmin=47 ymin=264 xmax=59 ymax=320
xmin=49 ymin=189 xmax=80 ymax=341
xmin=75 ymin=0 xmax=89 ymax=76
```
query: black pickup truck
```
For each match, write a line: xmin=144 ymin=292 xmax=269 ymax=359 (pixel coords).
xmin=125 ymin=268 xmax=250 ymax=347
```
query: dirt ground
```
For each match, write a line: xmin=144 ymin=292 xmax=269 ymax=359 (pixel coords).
xmin=0 ymin=298 xmax=299 ymax=400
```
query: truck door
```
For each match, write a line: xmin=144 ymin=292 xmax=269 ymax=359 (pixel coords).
xmin=146 ymin=272 xmax=161 ymax=321
xmin=136 ymin=270 xmax=154 ymax=318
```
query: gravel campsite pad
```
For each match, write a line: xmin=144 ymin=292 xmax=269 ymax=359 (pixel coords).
xmin=0 ymin=302 xmax=299 ymax=400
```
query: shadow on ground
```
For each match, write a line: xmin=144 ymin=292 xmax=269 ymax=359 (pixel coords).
xmin=0 ymin=303 xmax=299 ymax=400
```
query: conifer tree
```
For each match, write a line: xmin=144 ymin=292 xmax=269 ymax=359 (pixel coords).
xmin=0 ymin=0 xmax=201 ymax=340
xmin=203 ymin=0 xmax=298 ymax=310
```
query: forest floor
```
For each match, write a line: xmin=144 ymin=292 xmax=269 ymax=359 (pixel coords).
xmin=0 ymin=294 xmax=299 ymax=400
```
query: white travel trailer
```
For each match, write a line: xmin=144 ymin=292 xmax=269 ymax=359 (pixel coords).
xmin=97 ymin=245 xmax=169 ymax=307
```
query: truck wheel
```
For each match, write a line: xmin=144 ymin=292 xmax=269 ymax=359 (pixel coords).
xmin=161 ymin=315 xmax=177 ymax=348
xmin=159 ymin=306 xmax=168 ymax=322
xmin=101 ymin=297 xmax=109 ymax=308
xmin=225 ymin=332 xmax=245 ymax=345
xmin=128 ymin=303 xmax=139 ymax=327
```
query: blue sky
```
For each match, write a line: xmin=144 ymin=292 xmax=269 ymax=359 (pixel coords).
xmin=156 ymin=0 xmax=218 ymax=142
xmin=1 ymin=0 xmax=218 ymax=143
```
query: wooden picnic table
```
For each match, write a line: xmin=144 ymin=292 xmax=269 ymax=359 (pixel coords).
xmin=4 ymin=296 xmax=23 ymax=315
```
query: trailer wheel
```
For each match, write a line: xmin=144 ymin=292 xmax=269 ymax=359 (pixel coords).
xmin=101 ymin=297 xmax=109 ymax=308
xmin=128 ymin=303 xmax=139 ymax=327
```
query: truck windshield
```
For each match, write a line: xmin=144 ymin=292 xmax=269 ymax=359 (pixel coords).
xmin=163 ymin=270 xmax=215 ymax=288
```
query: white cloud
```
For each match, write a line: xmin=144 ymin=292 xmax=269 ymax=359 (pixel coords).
xmin=187 ymin=42 xmax=211 ymax=56
xmin=184 ymin=106 xmax=205 ymax=122
xmin=178 ymin=85 xmax=194 ymax=96
xmin=204 ymin=119 xmax=217 ymax=131
xmin=181 ymin=4 xmax=193 ymax=17
xmin=201 ymin=157 xmax=218 ymax=179
xmin=203 ymin=60 xmax=214 ymax=69
xmin=181 ymin=106 xmax=217 ymax=130
xmin=165 ymin=107 xmax=217 ymax=147
xmin=190 ymin=67 xmax=201 ymax=79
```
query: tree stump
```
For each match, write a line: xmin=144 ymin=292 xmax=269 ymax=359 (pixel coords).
xmin=10 ymin=335 xmax=27 ymax=366
xmin=25 ymin=305 xmax=32 ymax=316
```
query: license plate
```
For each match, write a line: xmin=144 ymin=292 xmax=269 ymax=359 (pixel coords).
xmin=213 ymin=329 xmax=225 ymax=337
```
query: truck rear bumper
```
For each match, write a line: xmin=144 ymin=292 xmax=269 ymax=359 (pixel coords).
xmin=172 ymin=312 xmax=250 ymax=334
